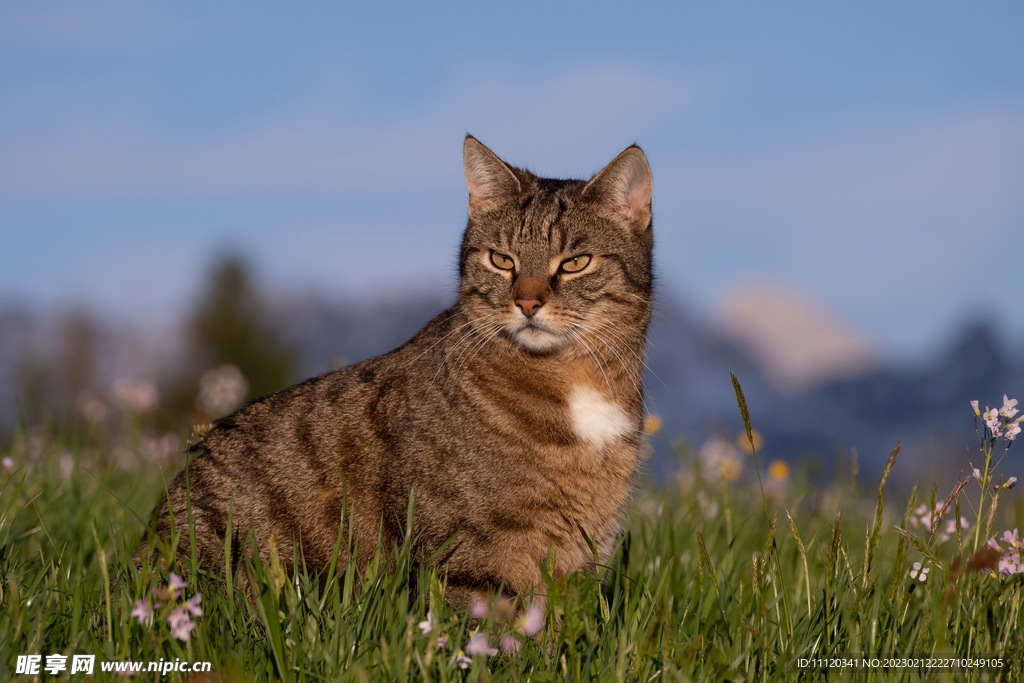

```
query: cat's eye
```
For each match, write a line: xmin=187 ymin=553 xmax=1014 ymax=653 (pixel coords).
xmin=490 ymin=252 xmax=515 ymax=270
xmin=560 ymin=255 xmax=592 ymax=274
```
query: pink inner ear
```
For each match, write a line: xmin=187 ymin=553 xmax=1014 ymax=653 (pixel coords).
xmin=623 ymin=184 xmax=652 ymax=226
xmin=586 ymin=147 xmax=653 ymax=231
xmin=619 ymin=173 xmax=652 ymax=230
xmin=464 ymin=138 xmax=520 ymax=210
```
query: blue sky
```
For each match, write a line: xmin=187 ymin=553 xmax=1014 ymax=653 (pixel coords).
xmin=2 ymin=1 xmax=1022 ymax=359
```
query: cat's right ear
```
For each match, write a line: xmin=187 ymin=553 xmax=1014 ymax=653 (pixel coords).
xmin=583 ymin=145 xmax=653 ymax=234
xmin=464 ymin=135 xmax=521 ymax=215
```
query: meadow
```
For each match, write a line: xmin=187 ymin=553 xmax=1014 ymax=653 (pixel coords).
xmin=1 ymin=380 xmax=1022 ymax=682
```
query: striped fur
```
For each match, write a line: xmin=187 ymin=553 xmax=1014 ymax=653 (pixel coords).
xmin=153 ymin=136 xmax=654 ymax=605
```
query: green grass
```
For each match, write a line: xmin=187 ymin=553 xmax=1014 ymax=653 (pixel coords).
xmin=2 ymin=418 xmax=1023 ymax=682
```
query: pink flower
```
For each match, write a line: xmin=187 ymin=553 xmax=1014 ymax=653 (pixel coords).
xmin=465 ymin=633 xmax=498 ymax=657
xmin=469 ymin=600 xmax=488 ymax=619
xmin=130 ymin=599 xmax=152 ymax=625
xmin=519 ymin=603 xmax=545 ymax=636
xmin=987 ymin=530 xmax=1024 ymax=576
xmin=186 ymin=593 xmax=203 ymax=617
xmin=501 ymin=634 xmax=522 ymax=653
xmin=436 ymin=636 xmax=448 ymax=648
xmin=168 ymin=608 xmax=195 ymax=642
xmin=998 ymin=555 xmax=1023 ymax=575
xmin=153 ymin=574 xmax=185 ymax=603
xmin=455 ymin=654 xmax=472 ymax=669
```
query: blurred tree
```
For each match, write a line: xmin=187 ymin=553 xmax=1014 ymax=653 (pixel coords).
xmin=14 ymin=351 xmax=53 ymax=425
xmin=187 ymin=254 xmax=297 ymax=402
xmin=57 ymin=308 xmax=102 ymax=400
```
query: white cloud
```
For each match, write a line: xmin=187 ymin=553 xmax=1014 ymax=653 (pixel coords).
xmin=0 ymin=61 xmax=702 ymax=199
xmin=670 ymin=107 xmax=1024 ymax=230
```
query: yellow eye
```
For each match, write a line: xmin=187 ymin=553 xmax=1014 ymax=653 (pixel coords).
xmin=490 ymin=252 xmax=515 ymax=270
xmin=560 ymin=255 xmax=591 ymax=273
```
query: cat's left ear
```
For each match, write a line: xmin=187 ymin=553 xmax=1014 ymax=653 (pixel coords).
xmin=584 ymin=146 xmax=653 ymax=233
xmin=464 ymin=135 xmax=521 ymax=216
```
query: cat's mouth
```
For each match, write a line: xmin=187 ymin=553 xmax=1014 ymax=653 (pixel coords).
xmin=508 ymin=317 xmax=565 ymax=353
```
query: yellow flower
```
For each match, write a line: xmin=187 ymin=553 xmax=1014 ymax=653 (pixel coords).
xmin=768 ymin=460 xmax=790 ymax=481
xmin=736 ymin=429 xmax=763 ymax=454
xmin=644 ymin=414 xmax=663 ymax=435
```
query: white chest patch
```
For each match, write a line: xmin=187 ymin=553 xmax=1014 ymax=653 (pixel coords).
xmin=568 ymin=386 xmax=632 ymax=448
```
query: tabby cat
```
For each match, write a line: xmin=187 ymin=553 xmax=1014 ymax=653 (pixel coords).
xmin=154 ymin=136 xmax=654 ymax=606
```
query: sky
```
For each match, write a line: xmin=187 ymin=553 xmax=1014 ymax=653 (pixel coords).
xmin=2 ymin=1 xmax=1022 ymax=361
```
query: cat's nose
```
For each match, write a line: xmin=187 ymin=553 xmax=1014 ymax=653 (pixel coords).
xmin=515 ymin=298 xmax=544 ymax=317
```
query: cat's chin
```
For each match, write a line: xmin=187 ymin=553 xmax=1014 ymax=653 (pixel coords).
xmin=511 ymin=326 xmax=565 ymax=354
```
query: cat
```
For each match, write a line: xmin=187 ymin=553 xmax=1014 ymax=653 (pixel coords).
xmin=153 ymin=136 xmax=654 ymax=606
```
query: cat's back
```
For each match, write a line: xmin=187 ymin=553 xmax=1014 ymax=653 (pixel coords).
xmin=196 ymin=304 xmax=466 ymax=465
xmin=157 ymin=306 xmax=467 ymax=558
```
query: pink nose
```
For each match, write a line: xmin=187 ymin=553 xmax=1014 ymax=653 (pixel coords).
xmin=516 ymin=298 xmax=543 ymax=317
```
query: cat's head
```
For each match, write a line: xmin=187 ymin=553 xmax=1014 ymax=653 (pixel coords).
xmin=458 ymin=136 xmax=654 ymax=355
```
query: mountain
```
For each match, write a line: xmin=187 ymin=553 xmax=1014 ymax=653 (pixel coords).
xmin=2 ymin=293 xmax=1020 ymax=490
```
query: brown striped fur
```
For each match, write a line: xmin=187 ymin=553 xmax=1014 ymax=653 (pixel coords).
xmin=153 ymin=136 xmax=654 ymax=605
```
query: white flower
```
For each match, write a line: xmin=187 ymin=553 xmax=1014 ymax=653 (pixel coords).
xmin=938 ymin=516 xmax=969 ymax=543
xmin=76 ymin=391 xmax=109 ymax=424
xmin=2 ymin=456 xmax=15 ymax=473
xmin=418 ymin=611 xmax=433 ymax=635
xmin=140 ymin=433 xmax=181 ymax=464
xmin=1006 ymin=420 xmax=1021 ymax=442
xmin=196 ymin=365 xmax=249 ymax=417
xmin=1000 ymin=395 xmax=1019 ymax=419
xmin=971 ymin=400 xmax=981 ymax=416
xmin=1004 ymin=476 xmax=1018 ymax=489
xmin=974 ymin=468 xmax=983 ymax=480
xmin=699 ymin=435 xmax=744 ymax=482
xmin=909 ymin=562 xmax=930 ymax=582
xmin=984 ymin=408 xmax=1002 ymax=436
xmin=112 ymin=378 xmax=160 ymax=414
xmin=911 ymin=504 xmax=933 ymax=531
